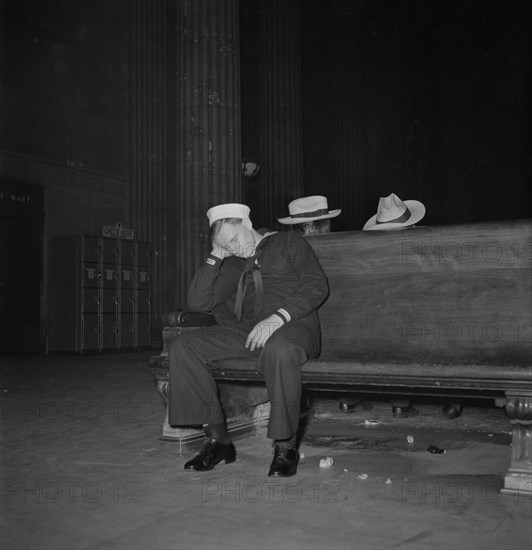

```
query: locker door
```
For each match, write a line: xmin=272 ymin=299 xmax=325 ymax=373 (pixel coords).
xmin=82 ymin=288 xmax=100 ymax=315
xmin=101 ymin=314 xmax=118 ymax=351
xmin=101 ymin=238 xmax=117 ymax=264
xmin=82 ymin=236 xmax=100 ymax=264
xmin=120 ymin=315 xmax=136 ymax=350
xmin=101 ymin=239 xmax=118 ymax=318
xmin=101 ymin=238 xmax=118 ymax=351
xmin=82 ymin=263 xmax=99 ymax=288
xmin=137 ymin=290 xmax=150 ymax=313
xmin=82 ymin=314 xmax=100 ymax=351
xmin=120 ymin=240 xmax=136 ymax=267
xmin=136 ymin=314 xmax=150 ymax=348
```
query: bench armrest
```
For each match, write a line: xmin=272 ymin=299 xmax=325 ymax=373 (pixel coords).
xmin=163 ymin=309 xmax=218 ymax=327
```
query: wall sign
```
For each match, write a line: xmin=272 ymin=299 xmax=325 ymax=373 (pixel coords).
xmin=102 ymin=222 xmax=134 ymax=240
xmin=0 ymin=181 xmax=44 ymax=218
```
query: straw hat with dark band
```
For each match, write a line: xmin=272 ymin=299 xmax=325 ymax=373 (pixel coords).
xmin=278 ymin=195 xmax=341 ymax=225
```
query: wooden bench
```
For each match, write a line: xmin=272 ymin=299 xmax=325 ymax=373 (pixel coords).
xmin=149 ymin=219 xmax=532 ymax=496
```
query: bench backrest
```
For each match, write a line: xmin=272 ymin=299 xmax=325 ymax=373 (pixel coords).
xmin=305 ymin=219 xmax=531 ymax=364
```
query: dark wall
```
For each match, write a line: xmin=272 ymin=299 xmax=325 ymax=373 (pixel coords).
xmin=242 ymin=0 xmax=532 ymax=230
xmin=1 ymin=0 xmax=129 ymax=351
xmin=413 ymin=0 xmax=532 ymax=226
xmin=0 ymin=0 xmax=128 ymax=238
xmin=5 ymin=0 xmax=528 ymax=235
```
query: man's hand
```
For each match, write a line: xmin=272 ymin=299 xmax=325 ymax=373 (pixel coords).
xmin=210 ymin=241 xmax=231 ymax=260
xmin=245 ymin=314 xmax=284 ymax=351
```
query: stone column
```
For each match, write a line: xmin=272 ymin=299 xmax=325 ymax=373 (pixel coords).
xmin=331 ymin=1 xmax=365 ymax=231
xmin=175 ymin=0 xmax=241 ymax=304
xmin=330 ymin=1 xmax=420 ymax=231
xmin=256 ymin=0 xmax=303 ymax=229
xmin=127 ymin=0 xmax=168 ymax=335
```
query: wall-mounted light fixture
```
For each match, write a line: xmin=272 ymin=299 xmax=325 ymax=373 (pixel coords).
xmin=242 ymin=161 xmax=260 ymax=178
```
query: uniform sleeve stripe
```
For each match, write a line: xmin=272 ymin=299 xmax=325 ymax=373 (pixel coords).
xmin=276 ymin=308 xmax=291 ymax=323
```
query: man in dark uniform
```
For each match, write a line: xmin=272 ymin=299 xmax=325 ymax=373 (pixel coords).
xmin=169 ymin=203 xmax=329 ymax=477
xmin=278 ymin=195 xmax=374 ymax=415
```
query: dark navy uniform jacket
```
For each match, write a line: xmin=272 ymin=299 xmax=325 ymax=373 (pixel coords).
xmin=187 ymin=230 xmax=329 ymax=343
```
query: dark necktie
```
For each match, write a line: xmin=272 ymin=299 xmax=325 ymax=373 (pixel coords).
xmin=234 ymin=255 xmax=263 ymax=321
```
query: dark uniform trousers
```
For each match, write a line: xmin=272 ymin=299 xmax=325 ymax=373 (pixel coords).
xmin=168 ymin=319 xmax=320 ymax=441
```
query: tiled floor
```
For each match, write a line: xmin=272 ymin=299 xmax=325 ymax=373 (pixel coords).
xmin=1 ymin=352 xmax=531 ymax=549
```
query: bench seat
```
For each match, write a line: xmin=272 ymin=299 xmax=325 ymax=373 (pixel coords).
xmin=153 ymin=354 xmax=531 ymax=392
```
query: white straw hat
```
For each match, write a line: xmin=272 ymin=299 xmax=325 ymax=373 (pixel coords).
xmin=363 ymin=193 xmax=425 ymax=231
xmin=278 ymin=195 xmax=341 ymax=224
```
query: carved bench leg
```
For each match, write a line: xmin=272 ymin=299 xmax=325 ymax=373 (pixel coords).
xmin=501 ymin=391 xmax=532 ymax=498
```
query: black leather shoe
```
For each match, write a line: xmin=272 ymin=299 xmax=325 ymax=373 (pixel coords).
xmin=184 ymin=440 xmax=236 ymax=471
xmin=268 ymin=444 xmax=299 ymax=478
xmin=392 ymin=405 xmax=419 ymax=419
xmin=442 ymin=403 xmax=463 ymax=420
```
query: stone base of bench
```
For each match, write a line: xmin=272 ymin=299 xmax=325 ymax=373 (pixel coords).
xmin=152 ymin=353 xmax=270 ymax=452
xmin=501 ymin=472 xmax=532 ymax=499
xmin=158 ymin=403 xmax=271 ymax=454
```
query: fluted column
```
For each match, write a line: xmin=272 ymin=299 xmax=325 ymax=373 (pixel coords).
xmin=331 ymin=0 xmax=366 ymax=231
xmin=257 ymin=0 xmax=303 ymax=228
xmin=331 ymin=1 xmax=419 ymax=231
xmin=127 ymin=0 xmax=168 ymax=331
xmin=175 ymin=0 xmax=241 ymax=305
